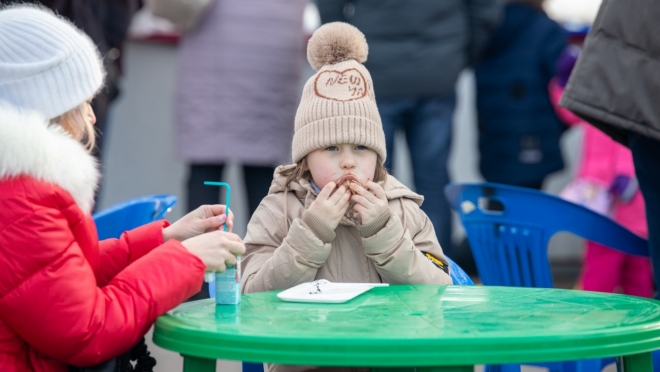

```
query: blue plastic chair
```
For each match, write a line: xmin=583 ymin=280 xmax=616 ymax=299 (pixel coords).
xmin=445 ymin=182 xmax=647 ymax=288
xmin=241 ymin=256 xmax=474 ymax=372
xmin=445 ymin=182 xmax=650 ymax=372
xmin=93 ymin=194 xmax=177 ymax=240
xmin=446 ymin=255 xmax=474 ymax=285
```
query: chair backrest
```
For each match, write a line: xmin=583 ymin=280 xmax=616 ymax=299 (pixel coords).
xmin=93 ymin=194 xmax=177 ymax=240
xmin=445 ymin=182 xmax=648 ymax=288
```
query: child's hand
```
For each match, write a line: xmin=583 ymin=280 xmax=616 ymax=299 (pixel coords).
xmin=163 ymin=204 xmax=234 ymax=242
xmin=350 ymin=181 xmax=389 ymax=225
xmin=308 ymin=182 xmax=351 ymax=230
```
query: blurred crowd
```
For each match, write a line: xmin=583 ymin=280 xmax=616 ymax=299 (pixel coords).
xmin=4 ymin=0 xmax=652 ymax=295
xmin=4 ymin=0 xmax=660 ymax=370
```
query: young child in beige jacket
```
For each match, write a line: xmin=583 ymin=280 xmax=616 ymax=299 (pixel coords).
xmin=241 ymin=22 xmax=453 ymax=297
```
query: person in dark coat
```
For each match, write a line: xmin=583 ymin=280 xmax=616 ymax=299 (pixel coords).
xmin=475 ymin=0 xmax=568 ymax=189
xmin=315 ymin=0 xmax=501 ymax=256
xmin=559 ymin=0 xmax=660 ymax=298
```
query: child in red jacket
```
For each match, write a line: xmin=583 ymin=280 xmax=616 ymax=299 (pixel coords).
xmin=0 ymin=5 xmax=245 ymax=371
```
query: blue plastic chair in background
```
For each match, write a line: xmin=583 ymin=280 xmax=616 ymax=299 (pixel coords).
xmin=446 ymin=255 xmax=474 ymax=285
xmin=93 ymin=194 xmax=177 ymax=240
xmin=445 ymin=182 xmax=650 ymax=372
xmin=444 ymin=182 xmax=648 ymax=288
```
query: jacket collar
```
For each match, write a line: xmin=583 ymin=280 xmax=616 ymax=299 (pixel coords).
xmin=0 ymin=104 xmax=100 ymax=214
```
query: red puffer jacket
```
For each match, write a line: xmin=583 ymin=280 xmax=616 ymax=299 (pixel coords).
xmin=0 ymin=107 xmax=205 ymax=371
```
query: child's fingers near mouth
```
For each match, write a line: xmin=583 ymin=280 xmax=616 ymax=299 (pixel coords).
xmin=364 ymin=181 xmax=386 ymax=199
xmin=319 ymin=182 xmax=337 ymax=198
xmin=350 ymin=193 xmax=370 ymax=207
xmin=351 ymin=183 xmax=379 ymax=202
xmin=336 ymin=189 xmax=351 ymax=206
xmin=330 ymin=185 xmax=348 ymax=201
xmin=348 ymin=182 xmax=365 ymax=194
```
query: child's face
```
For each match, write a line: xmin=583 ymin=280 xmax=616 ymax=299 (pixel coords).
xmin=305 ymin=144 xmax=378 ymax=189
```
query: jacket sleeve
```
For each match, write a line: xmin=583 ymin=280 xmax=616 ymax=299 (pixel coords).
xmin=464 ymin=0 xmax=502 ymax=66
xmin=241 ymin=196 xmax=332 ymax=293
xmin=558 ymin=0 xmax=660 ymax=145
xmin=0 ymin=207 xmax=205 ymax=367
xmin=96 ymin=220 xmax=169 ymax=287
xmin=360 ymin=200 xmax=453 ymax=285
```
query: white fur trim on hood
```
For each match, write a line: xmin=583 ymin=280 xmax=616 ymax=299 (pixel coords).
xmin=0 ymin=104 xmax=100 ymax=214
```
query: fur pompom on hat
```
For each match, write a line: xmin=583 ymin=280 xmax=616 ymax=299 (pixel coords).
xmin=307 ymin=22 xmax=368 ymax=71
xmin=292 ymin=22 xmax=386 ymax=163
xmin=0 ymin=5 xmax=105 ymax=119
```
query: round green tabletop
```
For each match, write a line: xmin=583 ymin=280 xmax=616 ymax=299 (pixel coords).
xmin=154 ymin=285 xmax=660 ymax=367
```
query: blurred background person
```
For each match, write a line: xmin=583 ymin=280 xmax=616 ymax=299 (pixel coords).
xmin=551 ymin=45 xmax=653 ymax=298
xmin=475 ymin=0 xmax=567 ymax=190
xmin=559 ymin=0 xmax=660 ymax=297
xmin=176 ymin=0 xmax=306 ymax=217
xmin=315 ymin=0 xmax=501 ymax=257
xmin=1 ymin=0 xmax=140 ymax=210
xmin=453 ymin=0 xmax=566 ymax=276
xmin=175 ymin=0 xmax=307 ymax=300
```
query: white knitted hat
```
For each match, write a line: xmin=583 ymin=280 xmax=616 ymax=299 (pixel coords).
xmin=292 ymin=22 xmax=386 ymax=163
xmin=0 ymin=5 xmax=105 ymax=120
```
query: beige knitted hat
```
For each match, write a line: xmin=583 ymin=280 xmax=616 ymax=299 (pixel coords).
xmin=292 ymin=22 xmax=386 ymax=163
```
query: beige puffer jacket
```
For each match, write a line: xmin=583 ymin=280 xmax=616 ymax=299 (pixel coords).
xmin=241 ymin=165 xmax=452 ymax=294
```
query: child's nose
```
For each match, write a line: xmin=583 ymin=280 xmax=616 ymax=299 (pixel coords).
xmin=340 ymin=154 xmax=356 ymax=169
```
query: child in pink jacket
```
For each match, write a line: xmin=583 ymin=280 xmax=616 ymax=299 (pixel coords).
xmin=550 ymin=46 xmax=652 ymax=297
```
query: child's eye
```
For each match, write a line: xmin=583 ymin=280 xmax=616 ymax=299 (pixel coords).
xmin=326 ymin=146 xmax=339 ymax=151
xmin=355 ymin=145 xmax=368 ymax=150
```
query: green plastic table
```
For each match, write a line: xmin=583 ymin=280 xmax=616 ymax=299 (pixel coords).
xmin=153 ymin=285 xmax=660 ymax=372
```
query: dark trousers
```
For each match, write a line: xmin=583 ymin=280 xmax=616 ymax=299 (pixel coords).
xmin=186 ymin=163 xmax=275 ymax=301
xmin=378 ymin=95 xmax=456 ymax=256
xmin=186 ymin=164 xmax=275 ymax=217
xmin=629 ymin=133 xmax=660 ymax=299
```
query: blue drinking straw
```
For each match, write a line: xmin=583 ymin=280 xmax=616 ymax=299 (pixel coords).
xmin=202 ymin=181 xmax=231 ymax=282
